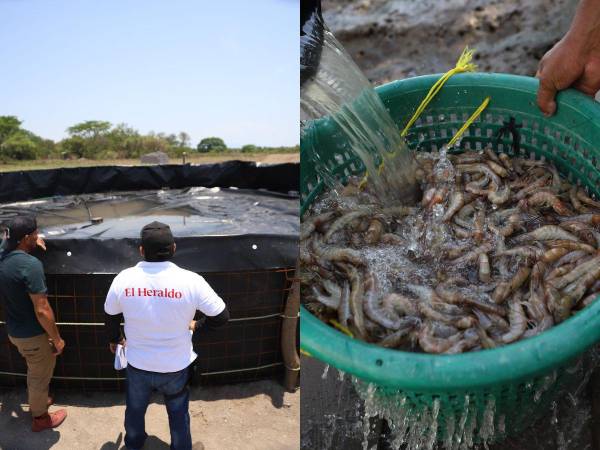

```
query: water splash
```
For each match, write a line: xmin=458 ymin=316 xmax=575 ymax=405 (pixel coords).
xmin=300 ymin=15 xmax=418 ymax=205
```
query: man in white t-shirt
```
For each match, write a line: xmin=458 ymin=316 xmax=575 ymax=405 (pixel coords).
xmin=104 ymin=221 xmax=229 ymax=450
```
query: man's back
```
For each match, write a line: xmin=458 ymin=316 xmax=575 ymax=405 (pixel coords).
xmin=104 ymin=261 xmax=225 ymax=373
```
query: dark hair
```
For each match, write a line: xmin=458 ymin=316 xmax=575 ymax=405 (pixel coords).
xmin=4 ymin=215 xmax=37 ymax=251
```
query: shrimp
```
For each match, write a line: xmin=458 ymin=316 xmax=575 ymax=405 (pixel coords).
xmin=442 ymin=191 xmax=465 ymax=222
xmin=418 ymin=323 xmax=463 ymax=353
xmin=444 ymin=331 xmax=480 ymax=354
xmin=476 ymin=326 xmax=498 ymax=349
xmin=513 ymin=225 xmax=580 ymax=243
xmin=457 ymin=163 xmax=502 ymax=184
xmin=546 ymin=263 xmax=576 ymax=281
xmin=514 ymin=174 xmax=551 ymax=199
xmin=452 ymin=242 xmax=493 ymax=265
xmin=363 ymin=274 xmax=405 ymax=330
xmin=576 ymin=188 xmax=600 ymax=209
xmin=315 ymin=279 xmax=343 ymax=308
xmin=383 ymin=292 xmax=419 ymax=316
xmin=380 ymin=233 xmax=404 ymax=245
xmin=365 ymin=218 xmax=384 ymax=244
xmin=555 ymin=250 xmax=588 ymax=267
xmin=488 ymin=184 xmax=511 ymax=205
xmin=300 ymin=211 xmax=337 ymax=240
xmin=519 ymin=191 xmax=572 ymax=216
xmin=543 ymin=240 xmax=596 ymax=253
xmin=484 ymin=147 xmax=502 ymax=164
xmin=489 ymin=213 xmax=522 ymax=237
xmin=473 ymin=209 xmax=486 ymax=243
xmin=337 ymin=282 xmax=351 ymax=327
xmin=492 ymin=266 xmax=531 ymax=304
xmin=378 ymin=318 xmax=421 ymax=348
xmin=487 ymin=160 xmax=509 ymax=178
xmin=479 ymin=253 xmax=491 ymax=283
xmin=557 ymin=214 xmax=600 ymax=226
xmin=473 ymin=308 xmax=510 ymax=331
xmin=541 ymin=247 xmax=570 ymax=264
xmin=340 ymin=264 xmax=367 ymax=339
xmin=500 ymin=296 xmax=528 ymax=343
xmin=435 ymin=284 xmax=506 ymax=316
xmin=495 ymin=245 xmax=544 ymax=260
xmin=548 ymin=255 xmax=600 ymax=289
xmin=569 ymin=186 xmax=587 ymax=213
xmin=417 ymin=302 xmax=474 ymax=329
xmin=314 ymin=245 xmax=366 ymax=266
xmin=498 ymin=152 xmax=514 ymax=172
xmin=581 ymin=292 xmax=600 ymax=308
xmin=324 ymin=210 xmax=372 ymax=243
xmin=559 ymin=221 xmax=597 ymax=247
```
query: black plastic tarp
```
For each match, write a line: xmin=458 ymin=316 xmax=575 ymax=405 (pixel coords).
xmin=0 ymin=161 xmax=299 ymax=202
xmin=0 ymin=162 xmax=299 ymax=274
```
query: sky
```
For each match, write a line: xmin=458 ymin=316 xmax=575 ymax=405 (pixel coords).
xmin=0 ymin=0 xmax=299 ymax=148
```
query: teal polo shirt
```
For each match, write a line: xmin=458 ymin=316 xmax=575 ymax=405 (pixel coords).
xmin=0 ymin=246 xmax=47 ymax=338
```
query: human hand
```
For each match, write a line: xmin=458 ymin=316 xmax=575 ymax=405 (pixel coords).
xmin=537 ymin=2 xmax=600 ymax=116
xmin=50 ymin=337 xmax=65 ymax=355
xmin=36 ymin=236 xmax=46 ymax=251
xmin=109 ymin=339 xmax=126 ymax=354
xmin=189 ymin=320 xmax=197 ymax=331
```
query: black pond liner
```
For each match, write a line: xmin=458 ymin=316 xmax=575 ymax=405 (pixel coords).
xmin=0 ymin=161 xmax=299 ymax=390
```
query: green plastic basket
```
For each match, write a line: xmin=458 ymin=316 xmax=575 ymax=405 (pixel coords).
xmin=300 ymin=73 xmax=600 ymax=438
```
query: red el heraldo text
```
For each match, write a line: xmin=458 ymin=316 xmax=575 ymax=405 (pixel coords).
xmin=124 ymin=288 xmax=183 ymax=299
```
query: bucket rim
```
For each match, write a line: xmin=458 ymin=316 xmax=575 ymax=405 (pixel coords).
xmin=300 ymin=73 xmax=600 ymax=390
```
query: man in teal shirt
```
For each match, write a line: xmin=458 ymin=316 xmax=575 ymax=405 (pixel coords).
xmin=0 ymin=216 xmax=67 ymax=432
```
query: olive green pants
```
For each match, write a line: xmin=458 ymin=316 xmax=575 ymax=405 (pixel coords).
xmin=9 ymin=333 xmax=56 ymax=417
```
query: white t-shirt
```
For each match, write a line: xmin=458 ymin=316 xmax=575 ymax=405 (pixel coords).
xmin=104 ymin=261 xmax=226 ymax=373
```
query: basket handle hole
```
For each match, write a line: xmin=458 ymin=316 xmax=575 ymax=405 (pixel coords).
xmin=375 ymin=359 xmax=383 ymax=367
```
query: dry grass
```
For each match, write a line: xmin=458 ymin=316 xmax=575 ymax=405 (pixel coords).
xmin=0 ymin=152 xmax=299 ymax=173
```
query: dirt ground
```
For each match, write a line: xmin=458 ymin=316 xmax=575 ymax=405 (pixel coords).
xmin=0 ymin=379 xmax=299 ymax=450
xmin=322 ymin=0 xmax=577 ymax=85
xmin=0 ymin=153 xmax=299 ymax=173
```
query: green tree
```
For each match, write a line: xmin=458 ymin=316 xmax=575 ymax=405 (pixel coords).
xmin=60 ymin=136 xmax=87 ymax=158
xmin=0 ymin=133 xmax=37 ymax=160
xmin=197 ymin=137 xmax=226 ymax=153
xmin=241 ymin=144 xmax=258 ymax=153
xmin=178 ymin=132 xmax=190 ymax=148
xmin=0 ymin=116 xmax=23 ymax=143
xmin=67 ymin=120 xmax=111 ymax=139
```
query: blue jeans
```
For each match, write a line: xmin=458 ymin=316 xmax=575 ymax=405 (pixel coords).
xmin=124 ymin=364 xmax=191 ymax=450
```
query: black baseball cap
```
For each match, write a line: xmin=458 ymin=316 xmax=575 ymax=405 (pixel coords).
xmin=5 ymin=215 xmax=37 ymax=247
xmin=140 ymin=221 xmax=175 ymax=261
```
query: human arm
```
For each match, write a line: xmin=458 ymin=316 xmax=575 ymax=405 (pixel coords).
xmin=191 ymin=308 xmax=230 ymax=332
xmin=537 ymin=0 xmax=600 ymax=115
xmin=105 ymin=312 xmax=124 ymax=354
xmin=192 ymin=275 xmax=229 ymax=331
xmin=24 ymin=258 xmax=64 ymax=354
xmin=104 ymin=275 xmax=124 ymax=353
xmin=29 ymin=293 xmax=64 ymax=355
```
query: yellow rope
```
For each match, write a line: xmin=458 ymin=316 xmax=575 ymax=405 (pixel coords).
xmin=359 ymin=47 xmax=478 ymax=191
xmin=329 ymin=319 xmax=354 ymax=338
xmin=447 ymin=96 xmax=490 ymax=148
xmin=400 ymin=46 xmax=477 ymax=137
